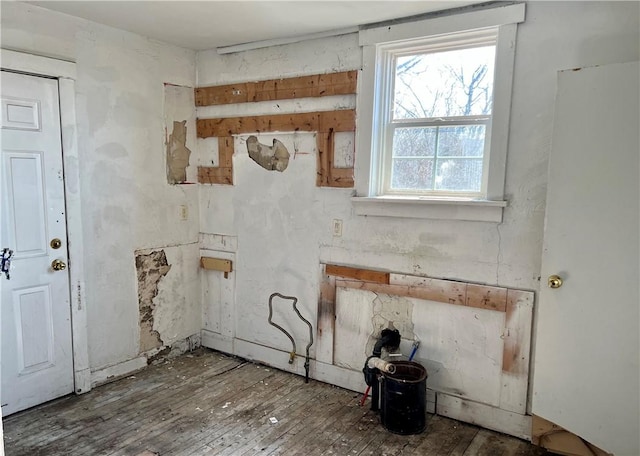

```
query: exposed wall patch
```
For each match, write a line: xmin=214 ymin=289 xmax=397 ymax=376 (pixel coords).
xmin=136 ymin=250 xmax=172 ymax=353
xmin=166 ymin=120 xmax=192 ymax=184
xmin=246 ymin=136 xmax=290 ymax=172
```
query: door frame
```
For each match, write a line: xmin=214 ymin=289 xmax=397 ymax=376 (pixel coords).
xmin=1 ymin=49 xmax=91 ymax=395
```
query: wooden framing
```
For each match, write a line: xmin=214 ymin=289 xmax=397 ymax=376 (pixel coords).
xmin=195 ymin=71 xmax=357 ymax=187
xmin=532 ymin=415 xmax=612 ymax=456
xmin=197 ymin=109 xmax=356 ymax=187
xmin=317 ymin=263 xmax=535 ymax=417
xmin=195 ymin=70 xmax=357 ymax=106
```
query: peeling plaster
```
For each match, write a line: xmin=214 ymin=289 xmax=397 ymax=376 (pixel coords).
xmin=136 ymin=250 xmax=172 ymax=353
xmin=166 ymin=120 xmax=192 ymax=184
xmin=365 ymin=293 xmax=416 ymax=356
xmin=246 ymin=135 xmax=290 ymax=172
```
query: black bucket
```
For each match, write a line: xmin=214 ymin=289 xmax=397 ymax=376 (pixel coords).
xmin=380 ymin=361 xmax=428 ymax=435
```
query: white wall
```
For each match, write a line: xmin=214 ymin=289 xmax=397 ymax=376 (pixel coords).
xmin=196 ymin=0 xmax=639 ymax=394
xmin=1 ymin=3 xmax=201 ymax=374
xmin=1 ymin=0 xmax=637 ymax=405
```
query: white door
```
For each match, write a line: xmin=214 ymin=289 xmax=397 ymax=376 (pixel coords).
xmin=533 ymin=62 xmax=639 ymax=455
xmin=1 ymin=70 xmax=74 ymax=415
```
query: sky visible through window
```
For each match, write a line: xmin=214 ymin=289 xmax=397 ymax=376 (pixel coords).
xmin=390 ymin=45 xmax=496 ymax=193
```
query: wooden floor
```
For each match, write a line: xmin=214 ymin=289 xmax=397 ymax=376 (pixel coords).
xmin=3 ymin=349 xmax=548 ymax=456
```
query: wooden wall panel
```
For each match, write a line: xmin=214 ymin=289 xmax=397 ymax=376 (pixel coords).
xmin=195 ymin=71 xmax=357 ymax=106
xmin=197 ymin=110 xmax=356 ymax=187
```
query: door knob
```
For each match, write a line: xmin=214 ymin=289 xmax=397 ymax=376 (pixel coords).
xmin=548 ymin=275 xmax=563 ymax=289
xmin=51 ymin=259 xmax=67 ymax=271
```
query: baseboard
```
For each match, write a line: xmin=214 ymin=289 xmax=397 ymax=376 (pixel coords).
xmin=91 ymin=356 xmax=148 ymax=387
xmin=90 ymin=333 xmax=201 ymax=388
xmin=438 ymin=394 xmax=532 ymax=440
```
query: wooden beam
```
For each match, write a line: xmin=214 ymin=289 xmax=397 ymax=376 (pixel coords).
xmin=197 ymin=109 xmax=355 ymax=188
xmin=328 ymin=168 xmax=354 ymax=188
xmin=195 ymin=70 xmax=357 ymax=106
xmin=197 ymin=110 xmax=356 ymax=138
xmin=325 ymin=264 xmax=390 ymax=284
xmin=197 ymin=112 xmax=321 ymax=138
xmin=500 ymin=289 xmax=534 ymax=414
xmin=336 ymin=279 xmax=475 ymax=308
xmin=218 ymin=137 xmax=233 ymax=168
xmin=389 ymin=274 xmax=466 ymax=306
xmin=198 ymin=166 xmax=233 ymax=185
xmin=466 ymin=283 xmax=507 ymax=312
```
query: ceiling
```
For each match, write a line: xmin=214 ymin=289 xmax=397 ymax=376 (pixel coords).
xmin=27 ymin=1 xmax=485 ymax=51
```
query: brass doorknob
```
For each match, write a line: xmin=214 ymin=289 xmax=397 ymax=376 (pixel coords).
xmin=548 ymin=275 xmax=563 ymax=289
xmin=51 ymin=259 xmax=67 ymax=271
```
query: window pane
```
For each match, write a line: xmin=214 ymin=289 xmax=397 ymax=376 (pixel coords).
xmin=394 ymin=46 xmax=495 ymax=120
xmin=437 ymin=125 xmax=486 ymax=157
xmin=393 ymin=127 xmax=436 ymax=157
xmin=391 ymin=158 xmax=434 ymax=190
xmin=434 ymin=158 xmax=483 ymax=192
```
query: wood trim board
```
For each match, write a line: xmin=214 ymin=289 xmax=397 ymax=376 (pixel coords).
xmin=195 ymin=71 xmax=357 ymax=106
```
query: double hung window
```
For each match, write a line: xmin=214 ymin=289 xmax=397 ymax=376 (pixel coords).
xmin=354 ymin=4 xmax=525 ymax=221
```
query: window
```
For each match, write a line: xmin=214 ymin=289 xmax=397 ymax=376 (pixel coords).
xmin=385 ymin=31 xmax=496 ymax=196
xmin=354 ymin=4 xmax=525 ymax=221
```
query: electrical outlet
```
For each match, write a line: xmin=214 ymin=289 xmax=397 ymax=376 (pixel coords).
xmin=332 ymin=219 xmax=343 ymax=237
xmin=180 ymin=205 xmax=188 ymax=221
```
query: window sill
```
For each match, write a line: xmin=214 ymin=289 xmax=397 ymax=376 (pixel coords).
xmin=351 ymin=196 xmax=507 ymax=222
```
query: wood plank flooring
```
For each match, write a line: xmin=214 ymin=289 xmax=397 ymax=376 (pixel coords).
xmin=2 ymin=349 xmax=548 ymax=456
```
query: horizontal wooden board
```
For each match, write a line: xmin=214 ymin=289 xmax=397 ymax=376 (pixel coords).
xmin=197 ymin=110 xmax=355 ymax=138
xmin=200 ymin=257 xmax=233 ymax=272
xmin=195 ymin=71 xmax=357 ymax=106
xmin=197 ymin=166 xmax=232 ymax=185
xmin=390 ymin=274 xmax=466 ymax=306
xmin=466 ymin=283 xmax=507 ymax=312
xmin=327 ymin=167 xmax=354 ymax=187
xmin=325 ymin=264 xmax=389 ymax=284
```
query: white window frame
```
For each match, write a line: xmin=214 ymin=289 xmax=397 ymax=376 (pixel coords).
xmin=353 ymin=3 xmax=525 ymax=222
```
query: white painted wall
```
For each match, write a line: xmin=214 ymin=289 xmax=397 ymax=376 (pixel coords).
xmin=1 ymin=3 xmax=200 ymax=374
xmin=196 ymin=0 xmax=639 ymax=401
xmin=1 ymin=1 xmax=637 ymax=419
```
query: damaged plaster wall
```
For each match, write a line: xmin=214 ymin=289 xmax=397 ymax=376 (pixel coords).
xmin=196 ymin=1 xmax=639 ymax=393
xmin=136 ymin=250 xmax=171 ymax=352
xmin=166 ymin=120 xmax=192 ymax=183
xmin=164 ymin=84 xmax=197 ymax=184
xmin=1 ymin=2 xmax=200 ymax=375
xmin=246 ymin=136 xmax=290 ymax=172
xmin=333 ymin=287 xmax=504 ymax=405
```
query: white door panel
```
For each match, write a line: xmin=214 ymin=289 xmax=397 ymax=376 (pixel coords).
xmin=1 ymin=71 xmax=74 ymax=415
xmin=533 ymin=62 xmax=639 ymax=455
